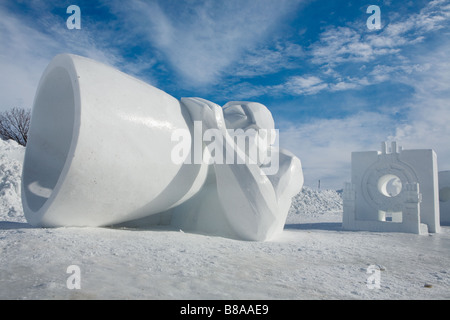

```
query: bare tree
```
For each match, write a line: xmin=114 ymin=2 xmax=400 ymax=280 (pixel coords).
xmin=0 ymin=107 xmax=31 ymax=146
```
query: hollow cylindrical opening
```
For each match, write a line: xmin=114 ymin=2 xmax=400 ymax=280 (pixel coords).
xmin=377 ymin=174 xmax=402 ymax=198
xmin=22 ymin=66 xmax=75 ymax=213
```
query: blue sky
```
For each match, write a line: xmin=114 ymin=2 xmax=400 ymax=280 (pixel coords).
xmin=1 ymin=0 xmax=450 ymax=188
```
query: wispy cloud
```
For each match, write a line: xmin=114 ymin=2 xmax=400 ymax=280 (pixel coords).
xmin=390 ymin=38 xmax=450 ymax=167
xmin=312 ymin=0 xmax=450 ymax=68
xmin=279 ymin=111 xmax=396 ymax=189
xmin=0 ymin=5 xmax=56 ymax=109
xmin=0 ymin=1 xmax=158 ymax=109
xmin=218 ymin=75 xmax=328 ymax=100
xmin=384 ymin=0 xmax=450 ymax=37
xmin=275 ymin=0 xmax=450 ymax=188
xmin=310 ymin=26 xmax=398 ymax=66
xmin=278 ymin=75 xmax=328 ymax=95
xmin=228 ymin=0 xmax=450 ymax=100
xmin=107 ymin=0 xmax=305 ymax=87
xmin=230 ymin=42 xmax=305 ymax=78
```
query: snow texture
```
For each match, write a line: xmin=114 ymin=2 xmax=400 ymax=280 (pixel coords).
xmin=0 ymin=139 xmax=449 ymax=299
xmin=0 ymin=139 xmax=24 ymax=223
xmin=287 ymin=187 xmax=343 ymax=224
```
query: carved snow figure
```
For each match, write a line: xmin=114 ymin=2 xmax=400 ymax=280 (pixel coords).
xmin=166 ymin=98 xmax=303 ymax=240
xmin=21 ymin=54 xmax=303 ymax=241
xmin=343 ymin=142 xmax=440 ymax=235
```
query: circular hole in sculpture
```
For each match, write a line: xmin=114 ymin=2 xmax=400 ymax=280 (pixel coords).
xmin=377 ymin=174 xmax=402 ymax=198
xmin=22 ymin=66 xmax=75 ymax=213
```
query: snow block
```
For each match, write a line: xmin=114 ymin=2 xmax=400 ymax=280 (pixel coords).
xmin=21 ymin=54 xmax=303 ymax=241
xmin=438 ymin=171 xmax=450 ymax=225
xmin=343 ymin=142 xmax=440 ymax=235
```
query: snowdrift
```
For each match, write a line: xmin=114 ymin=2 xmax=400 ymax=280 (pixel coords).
xmin=288 ymin=187 xmax=342 ymax=224
xmin=0 ymin=139 xmax=25 ymax=223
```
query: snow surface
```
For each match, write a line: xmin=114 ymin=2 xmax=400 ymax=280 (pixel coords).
xmin=0 ymin=139 xmax=449 ymax=300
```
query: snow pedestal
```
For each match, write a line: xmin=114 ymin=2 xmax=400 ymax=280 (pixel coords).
xmin=438 ymin=171 xmax=450 ymax=225
xmin=343 ymin=142 xmax=440 ymax=235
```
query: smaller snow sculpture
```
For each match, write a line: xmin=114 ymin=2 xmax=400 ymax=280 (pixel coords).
xmin=343 ymin=142 xmax=440 ymax=235
xmin=438 ymin=171 xmax=450 ymax=225
xmin=21 ymin=54 xmax=303 ymax=241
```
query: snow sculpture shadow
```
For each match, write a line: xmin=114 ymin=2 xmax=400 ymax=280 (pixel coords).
xmin=0 ymin=221 xmax=33 ymax=230
xmin=284 ymin=223 xmax=342 ymax=231
xmin=21 ymin=54 xmax=304 ymax=241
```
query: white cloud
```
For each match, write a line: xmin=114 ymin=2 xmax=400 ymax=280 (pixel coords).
xmin=281 ymin=75 xmax=328 ymax=95
xmin=278 ymin=1 xmax=450 ymax=189
xmin=308 ymin=0 xmax=450 ymax=89
xmin=219 ymin=1 xmax=450 ymax=191
xmin=0 ymin=2 xmax=158 ymax=111
xmin=228 ymin=0 xmax=450 ymax=101
xmin=220 ymin=74 xmax=329 ymax=99
xmin=218 ymin=81 xmax=268 ymax=101
xmin=279 ymin=112 xmax=395 ymax=189
xmin=390 ymin=40 xmax=450 ymax=169
xmin=329 ymin=81 xmax=359 ymax=92
xmin=366 ymin=0 xmax=450 ymax=51
xmin=109 ymin=0 xmax=305 ymax=87
xmin=278 ymin=65 xmax=450 ymax=190
xmin=0 ymin=7 xmax=55 ymax=109
xmin=310 ymin=27 xmax=381 ymax=66
xmin=231 ymin=42 xmax=305 ymax=78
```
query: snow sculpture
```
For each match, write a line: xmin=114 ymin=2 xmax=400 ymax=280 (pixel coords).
xmin=165 ymin=99 xmax=303 ymax=240
xmin=21 ymin=54 xmax=303 ymax=241
xmin=343 ymin=142 xmax=440 ymax=235
xmin=438 ymin=171 xmax=450 ymax=225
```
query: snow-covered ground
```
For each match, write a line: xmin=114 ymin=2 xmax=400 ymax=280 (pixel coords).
xmin=0 ymin=139 xmax=449 ymax=300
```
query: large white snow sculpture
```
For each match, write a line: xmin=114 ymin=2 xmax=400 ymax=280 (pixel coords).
xmin=21 ymin=54 xmax=303 ymax=241
xmin=166 ymin=99 xmax=303 ymax=240
xmin=438 ymin=171 xmax=450 ymax=225
xmin=343 ymin=142 xmax=440 ymax=235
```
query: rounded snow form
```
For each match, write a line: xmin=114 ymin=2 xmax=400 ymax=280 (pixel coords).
xmin=21 ymin=54 xmax=303 ymax=241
